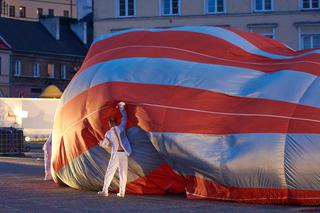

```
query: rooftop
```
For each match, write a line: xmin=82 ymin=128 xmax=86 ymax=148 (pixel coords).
xmin=0 ymin=17 xmax=88 ymax=57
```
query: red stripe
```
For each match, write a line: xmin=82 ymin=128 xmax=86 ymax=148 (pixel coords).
xmin=125 ymin=163 xmax=185 ymax=194
xmin=185 ymin=176 xmax=320 ymax=204
xmin=56 ymin=82 xmax=320 ymax=133
xmin=76 ymin=30 xmax=320 ymax=78
xmin=88 ymin=29 xmax=304 ymax=60
xmin=86 ymin=30 xmax=259 ymax=61
xmin=52 ymin=82 xmax=320 ymax=172
xmin=138 ymin=107 xmax=320 ymax=134
xmin=78 ymin=46 xmax=320 ymax=77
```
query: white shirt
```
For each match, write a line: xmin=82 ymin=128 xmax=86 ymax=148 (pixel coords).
xmin=105 ymin=126 xmax=123 ymax=151
xmin=99 ymin=105 xmax=132 ymax=156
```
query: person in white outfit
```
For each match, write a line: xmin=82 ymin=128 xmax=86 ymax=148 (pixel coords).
xmin=43 ymin=134 xmax=52 ymax=181
xmin=98 ymin=101 xmax=132 ymax=197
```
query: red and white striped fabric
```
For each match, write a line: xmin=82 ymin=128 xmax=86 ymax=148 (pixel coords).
xmin=51 ymin=26 xmax=320 ymax=204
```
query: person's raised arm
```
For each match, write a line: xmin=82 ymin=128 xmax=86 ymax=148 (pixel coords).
xmin=118 ymin=102 xmax=127 ymax=128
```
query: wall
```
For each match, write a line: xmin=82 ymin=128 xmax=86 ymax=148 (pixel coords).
xmin=2 ymin=0 xmax=77 ymax=20
xmin=0 ymin=50 xmax=10 ymax=97
xmin=93 ymin=0 xmax=320 ymax=50
xmin=95 ymin=0 xmax=304 ymax=19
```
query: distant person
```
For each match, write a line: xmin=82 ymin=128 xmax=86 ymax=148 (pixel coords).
xmin=43 ymin=134 xmax=52 ymax=181
xmin=98 ymin=102 xmax=132 ymax=197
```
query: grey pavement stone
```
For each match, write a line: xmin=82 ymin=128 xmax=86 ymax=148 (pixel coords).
xmin=0 ymin=150 xmax=320 ymax=213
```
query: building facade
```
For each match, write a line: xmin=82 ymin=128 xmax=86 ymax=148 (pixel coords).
xmin=94 ymin=0 xmax=320 ymax=50
xmin=0 ymin=17 xmax=89 ymax=97
xmin=10 ymin=52 xmax=82 ymax=97
xmin=0 ymin=38 xmax=10 ymax=96
xmin=0 ymin=0 xmax=77 ymax=20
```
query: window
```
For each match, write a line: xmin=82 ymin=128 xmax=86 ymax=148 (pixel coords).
xmin=37 ymin=8 xmax=43 ymax=17
xmin=47 ymin=63 xmax=55 ymax=78
xmin=9 ymin=6 xmax=15 ymax=17
xmin=19 ymin=6 xmax=26 ymax=17
xmin=253 ymin=0 xmax=273 ymax=11
xmin=15 ymin=60 xmax=21 ymax=76
xmin=206 ymin=0 xmax=225 ymax=13
xmin=302 ymin=34 xmax=320 ymax=49
xmin=48 ymin=9 xmax=54 ymax=16
xmin=63 ymin=10 xmax=69 ymax=17
xmin=161 ymin=0 xmax=180 ymax=15
xmin=263 ymin=34 xmax=274 ymax=39
xmin=61 ymin=64 xmax=67 ymax=79
xmin=302 ymin=0 xmax=320 ymax=9
xmin=248 ymin=25 xmax=276 ymax=39
xmin=31 ymin=88 xmax=42 ymax=93
xmin=33 ymin=63 xmax=40 ymax=77
xmin=117 ymin=0 xmax=135 ymax=17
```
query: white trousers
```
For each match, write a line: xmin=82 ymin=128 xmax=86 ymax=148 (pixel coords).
xmin=102 ymin=152 xmax=128 ymax=195
xmin=44 ymin=150 xmax=52 ymax=180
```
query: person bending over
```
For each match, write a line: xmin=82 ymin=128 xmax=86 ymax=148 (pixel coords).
xmin=98 ymin=101 xmax=132 ymax=197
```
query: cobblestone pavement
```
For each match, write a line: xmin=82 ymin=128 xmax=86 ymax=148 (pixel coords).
xmin=1 ymin=148 xmax=320 ymax=213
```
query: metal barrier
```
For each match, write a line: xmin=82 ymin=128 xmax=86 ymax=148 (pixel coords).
xmin=0 ymin=127 xmax=26 ymax=154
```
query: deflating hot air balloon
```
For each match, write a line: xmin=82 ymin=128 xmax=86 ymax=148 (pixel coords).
xmin=51 ymin=26 xmax=320 ymax=204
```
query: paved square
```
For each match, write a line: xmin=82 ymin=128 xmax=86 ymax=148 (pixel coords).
xmin=0 ymin=149 xmax=319 ymax=213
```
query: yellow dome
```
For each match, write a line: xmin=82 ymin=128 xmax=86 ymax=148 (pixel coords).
xmin=40 ymin=85 xmax=62 ymax=98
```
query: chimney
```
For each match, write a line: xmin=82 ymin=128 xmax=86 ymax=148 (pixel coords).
xmin=77 ymin=0 xmax=92 ymax=20
xmin=70 ymin=21 xmax=87 ymax=45
xmin=40 ymin=17 xmax=60 ymax=40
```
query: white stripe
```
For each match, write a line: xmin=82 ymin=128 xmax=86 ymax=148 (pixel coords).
xmin=148 ymin=132 xmax=320 ymax=190
xmin=55 ymin=127 xmax=168 ymax=190
xmin=92 ymin=26 xmax=320 ymax=60
xmin=62 ymin=58 xmax=320 ymax=108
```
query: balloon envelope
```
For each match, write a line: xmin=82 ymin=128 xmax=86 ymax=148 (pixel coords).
xmin=52 ymin=26 xmax=320 ymax=204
